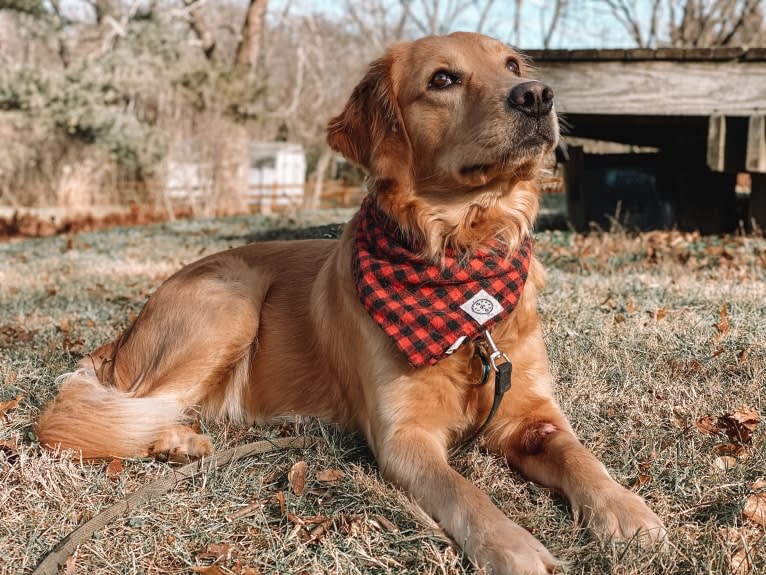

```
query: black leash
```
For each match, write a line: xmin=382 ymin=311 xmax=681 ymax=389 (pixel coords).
xmin=454 ymin=330 xmax=512 ymax=453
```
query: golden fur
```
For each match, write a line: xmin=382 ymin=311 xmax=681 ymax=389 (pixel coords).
xmin=38 ymin=32 xmax=665 ymax=574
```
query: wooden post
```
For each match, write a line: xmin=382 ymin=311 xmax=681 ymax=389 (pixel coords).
xmin=746 ymin=115 xmax=766 ymax=173
xmin=707 ymin=115 xmax=726 ymax=172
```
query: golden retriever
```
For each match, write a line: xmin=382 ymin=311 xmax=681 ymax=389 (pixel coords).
xmin=38 ymin=32 xmax=666 ymax=574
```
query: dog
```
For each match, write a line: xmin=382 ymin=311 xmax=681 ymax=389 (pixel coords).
xmin=38 ymin=32 xmax=666 ymax=574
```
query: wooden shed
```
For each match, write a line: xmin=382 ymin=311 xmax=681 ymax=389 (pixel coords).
xmin=526 ymin=47 xmax=766 ymax=232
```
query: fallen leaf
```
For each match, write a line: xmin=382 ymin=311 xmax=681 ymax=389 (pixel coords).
xmin=695 ymin=415 xmax=721 ymax=436
xmin=196 ymin=543 xmax=232 ymax=562
xmin=306 ymin=519 xmax=332 ymax=543
xmin=105 ymin=458 xmax=123 ymax=478
xmin=62 ymin=336 xmax=84 ymax=351
xmin=338 ymin=514 xmax=364 ymax=537
xmin=720 ymin=408 xmax=760 ymax=445
xmin=207 ymin=543 xmax=232 ymax=558
xmin=743 ymin=493 xmax=766 ymax=527
xmin=625 ymin=299 xmax=637 ymax=314
xmin=59 ymin=317 xmax=71 ymax=333
xmin=694 ymin=408 xmax=761 ymax=446
xmin=715 ymin=303 xmax=730 ymax=338
xmin=652 ymin=307 xmax=668 ymax=321
xmin=714 ymin=443 xmax=748 ymax=458
xmin=730 ymin=546 xmax=753 ymax=574
xmin=315 ymin=469 xmax=345 ymax=483
xmin=288 ymin=460 xmax=307 ymax=496
xmin=0 ymin=439 xmax=18 ymax=455
xmin=0 ymin=395 xmax=23 ymax=417
xmin=712 ymin=456 xmax=737 ymax=472
xmin=287 ymin=513 xmax=304 ymax=526
xmin=600 ymin=296 xmax=617 ymax=311
xmin=632 ymin=474 xmax=652 ymax=487
xmin=3 ymin=371 xmax=17 ymax=385
xmin=274 ymin=490 xmax=286 ymax=516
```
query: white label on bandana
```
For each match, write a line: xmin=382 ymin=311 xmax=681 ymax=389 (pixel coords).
xmin=460 ymin=289 xmax=503 ymax=325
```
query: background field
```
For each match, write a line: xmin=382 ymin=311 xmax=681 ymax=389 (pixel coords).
xmin=1 ymin=215 xmax=765 ymax=575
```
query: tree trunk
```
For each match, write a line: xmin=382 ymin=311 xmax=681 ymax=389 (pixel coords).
xmin=184 ymin=0 xmax=216 ymax=60
xmin=235 ymin=0 xmax=268 ymax=71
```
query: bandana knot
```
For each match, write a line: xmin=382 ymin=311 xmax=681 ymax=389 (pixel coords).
xmin=352 ymin=195 xmax=532 ymax=367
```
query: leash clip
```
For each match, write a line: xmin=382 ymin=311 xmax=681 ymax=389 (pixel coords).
xmin=483 ymin=330 xmax=511 ymax=373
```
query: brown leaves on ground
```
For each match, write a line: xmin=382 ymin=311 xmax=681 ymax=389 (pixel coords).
xmin=0 ymin=395 xmax=23 ymax=418
xmin=287 ymin=513 xmax=333 ymax=544
xmin=695 ymin=407 xmax=761 ymax=445
xmin=695 ymin=407 xmax=761 ymax=472
xmin=287 ymin=460 xmax=307 ymax=496
xmin=287 ymin=461 xmax=346 ymax=495
xmin=0 ymin=325 xmax=37 ymax=347
xmin=540 ymin=230 xmax=766 ymax=282
xmin=718 ymin=526 xmax=759 ymax=574
xmin=717 ymin=480 xmax=766 ymax=574
xmin=105 ymin=459 xmax=123 ymax=479
xmin=315 ymin=468 xmax=344 ymax=483
xmin=193 ymin=543 xmax=261 ymax=575
xmin=715 ymin=303 xmax=731 ymax=340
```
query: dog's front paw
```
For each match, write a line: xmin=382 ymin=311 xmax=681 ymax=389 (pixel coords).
xmin=471 ymin=522 xmax=563 ymax=575
xmin=577 ymin=485 xmax=667 ymax=548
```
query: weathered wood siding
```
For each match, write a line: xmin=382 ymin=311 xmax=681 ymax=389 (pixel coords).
xmin=525 ymin=49 xmax=766 ymax=117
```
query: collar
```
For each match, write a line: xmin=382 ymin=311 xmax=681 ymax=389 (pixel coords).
xmin=352 ymin=195 xmax=532 ymax=367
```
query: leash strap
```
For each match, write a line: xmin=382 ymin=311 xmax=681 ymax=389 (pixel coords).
xmin=454 ymin=331 xmax=513 ymax=453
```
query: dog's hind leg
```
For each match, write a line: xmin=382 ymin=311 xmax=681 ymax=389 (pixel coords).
xmin=39 ymin=259 xmax=270 ymax=460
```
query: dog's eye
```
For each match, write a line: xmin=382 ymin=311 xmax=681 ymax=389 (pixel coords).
xmin=429 ymin=70 xmax=458 ymax=90
xmin=506 ymin=58 xmax=521 ymax=76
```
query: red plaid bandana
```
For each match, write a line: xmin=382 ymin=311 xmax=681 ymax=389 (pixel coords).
xmin=352 ymin=196 xmax=532 ymax=367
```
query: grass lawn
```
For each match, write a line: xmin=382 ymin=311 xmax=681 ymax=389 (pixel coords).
xmin=1 ymin=212 xmax=765 ymax=574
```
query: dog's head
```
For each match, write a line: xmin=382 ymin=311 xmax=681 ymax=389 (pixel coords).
xmin=327 ymin=32 xmax=558 ymax=259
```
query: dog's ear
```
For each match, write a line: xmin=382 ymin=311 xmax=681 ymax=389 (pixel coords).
xmin=326 ymin=53 xmax=409 ymax=178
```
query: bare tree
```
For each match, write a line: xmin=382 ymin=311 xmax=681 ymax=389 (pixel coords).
xmin=403 ymin=0 xmax=499 ymax=35
xmin=600 ymin=0 xmax=662 ymax=47
xmin=542 ymin=0 xmax=568 ymax=48
xmin=597 ymin=0 xmax=763 ymax=48
xmin=235 ymin=0 xmax=268 ymax=70
xmin=183 ymin=0 xmax=216 ymax=60
xmin=669 ymin=0 xmax=763 ymax=47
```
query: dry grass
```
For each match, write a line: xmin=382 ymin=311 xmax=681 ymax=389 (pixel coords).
xmin=1 ymin=215 xmax=765 ymax=574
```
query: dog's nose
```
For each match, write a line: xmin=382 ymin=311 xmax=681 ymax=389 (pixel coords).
xmin=507 ymin=81 xmax=554 ymax=118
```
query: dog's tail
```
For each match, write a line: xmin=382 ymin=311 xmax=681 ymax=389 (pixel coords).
xmin=37 ymin=368 xmax=183 ymax=459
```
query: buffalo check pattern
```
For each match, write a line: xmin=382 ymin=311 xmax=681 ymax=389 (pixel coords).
xmin=352 ymin=195 xmax=532 ymax=367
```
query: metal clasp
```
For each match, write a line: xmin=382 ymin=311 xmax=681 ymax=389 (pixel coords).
xmin=483 ymin=329 xmax=511 ymax=372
